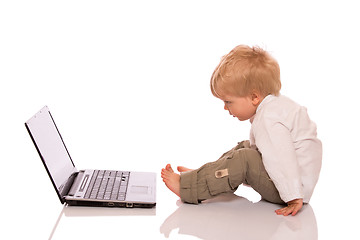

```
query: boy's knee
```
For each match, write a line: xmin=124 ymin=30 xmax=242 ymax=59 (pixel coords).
xmin=231 ymin=148 xmax=262 ymax=166
xmin=242 ymin=148 xmax=262 ymax=162
xmin=236 ymin=140 xmax=251 ymax=149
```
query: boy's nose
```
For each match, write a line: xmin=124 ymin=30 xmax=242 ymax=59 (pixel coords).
xmin=224 ymin=105 xmax=232 ymax=115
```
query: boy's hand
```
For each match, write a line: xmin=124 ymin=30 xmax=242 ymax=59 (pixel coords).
xmin=275 ymin=198 xmax=303 ymax=216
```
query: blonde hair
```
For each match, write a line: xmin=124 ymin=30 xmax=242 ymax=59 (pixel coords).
xmin=210 ymin=45 xmax=281 ymax=98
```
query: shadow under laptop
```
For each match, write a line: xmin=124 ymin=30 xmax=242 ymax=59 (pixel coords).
xmin=160 ymin=193 xmax=317 ymax=240
xmin=49 ymin=205 xmax=156 ymax=239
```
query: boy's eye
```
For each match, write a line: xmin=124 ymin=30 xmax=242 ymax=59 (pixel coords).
xmin=224 ymin=101 xmax=231 ymax=104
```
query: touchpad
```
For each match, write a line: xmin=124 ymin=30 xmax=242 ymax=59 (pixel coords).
xmin=130 ymin=186 xmax=149 ymax=194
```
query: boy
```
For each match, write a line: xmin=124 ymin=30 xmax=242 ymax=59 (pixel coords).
xmin=161 ymin=45 xmax=322 ymax=216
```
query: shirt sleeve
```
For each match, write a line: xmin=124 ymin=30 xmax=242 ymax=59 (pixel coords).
xmin=254 ymin=116 xmax=304 ymax=203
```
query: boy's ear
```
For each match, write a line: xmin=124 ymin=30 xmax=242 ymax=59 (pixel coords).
xmin=251 ymin=90 xmax=262 ymax=106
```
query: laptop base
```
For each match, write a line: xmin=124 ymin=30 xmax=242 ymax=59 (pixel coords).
xmin=66 ymin=200 xmax=156 ymax=208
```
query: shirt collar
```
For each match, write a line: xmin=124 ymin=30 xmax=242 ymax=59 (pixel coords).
xmin=256 ymin=94 xmax=276 ymax=113
xmin=250 ymin=94 xmax=276 ymax=123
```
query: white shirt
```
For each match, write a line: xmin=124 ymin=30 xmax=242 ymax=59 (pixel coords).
xmin=250 ymin=95 xmax=322 ymax=203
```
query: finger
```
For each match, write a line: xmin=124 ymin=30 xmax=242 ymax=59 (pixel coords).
xmin=275 ymin=207 xmax=287 ymax=215
xmin=291 ymin=209 xmax=298 ymax=216
xmin=283 ymin=206 xmax=294 ymax=216
xmin=291 ymin=204 xmax=302 ymax=216
xmin=276 ymin=206 xmax=293 ymax=216
xmin=275 ymin=206 xmax=285 ymax=213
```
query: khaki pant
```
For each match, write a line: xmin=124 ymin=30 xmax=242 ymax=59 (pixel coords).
xmin=180 ymin=141 xmax=284 ymax=204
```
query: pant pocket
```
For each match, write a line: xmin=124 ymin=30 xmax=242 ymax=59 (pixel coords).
xmin=205 ymin=167 xmax=236 ymax=196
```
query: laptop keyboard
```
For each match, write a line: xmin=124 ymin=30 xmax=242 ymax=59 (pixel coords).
xmin=84 ymin=170 xmax=130 ymax=201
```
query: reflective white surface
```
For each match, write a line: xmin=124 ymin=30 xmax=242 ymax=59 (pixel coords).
xmin=160 ymin=194 xmax=317 ymax=240
xmin=1 ymin=0 xmax=360 ymax=239
xmin=46 ymin=193 xmax=317 ymax=240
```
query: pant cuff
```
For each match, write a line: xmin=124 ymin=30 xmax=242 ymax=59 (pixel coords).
xmin=180 ymin=170 xmax=199 ymax=204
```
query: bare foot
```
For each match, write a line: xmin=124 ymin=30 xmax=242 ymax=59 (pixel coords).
xmin=161 ymin=164 xmax=180 ymax=197
xmin=177 ymin=166 xmax=193 ymax=172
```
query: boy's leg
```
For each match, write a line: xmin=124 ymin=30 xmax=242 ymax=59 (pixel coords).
xmin=180 ymin=141 xmax=284 ymax=204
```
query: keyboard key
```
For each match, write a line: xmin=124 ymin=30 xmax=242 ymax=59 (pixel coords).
xmin=83 ymin=170 xmax=129 ymax=201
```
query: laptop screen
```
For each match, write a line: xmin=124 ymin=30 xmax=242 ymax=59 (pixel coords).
xmin=25 ymin=106 xmax=77 ymax=202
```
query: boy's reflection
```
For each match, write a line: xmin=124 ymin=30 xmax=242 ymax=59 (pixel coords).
xmin=160 ymin=193 xmax=317 ymax=240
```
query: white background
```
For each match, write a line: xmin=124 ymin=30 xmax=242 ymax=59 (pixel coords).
xmin=1 ymin=0 xmax=359 ymax=239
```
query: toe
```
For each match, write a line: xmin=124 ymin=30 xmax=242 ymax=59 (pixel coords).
xmin=177 ymin=166 xmax=192 ymax=172
xmin=165 ymin=164 xmax=174 ymax=173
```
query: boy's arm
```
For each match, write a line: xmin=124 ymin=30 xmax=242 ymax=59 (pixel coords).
xmin=275 ymin=198 xmax=303 ymax=216
xmin=255 ymin=120 xmax=305 ymax=215
xmin=255 ymin=120 xmax=304 ymax=203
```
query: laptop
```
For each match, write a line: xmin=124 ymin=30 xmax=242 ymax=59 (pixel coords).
xmin=25 ymin=106 xmax=156 ymax=208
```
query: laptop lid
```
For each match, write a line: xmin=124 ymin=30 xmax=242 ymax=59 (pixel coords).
xmin=25 ymin=106 xmax=77 ymax=204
